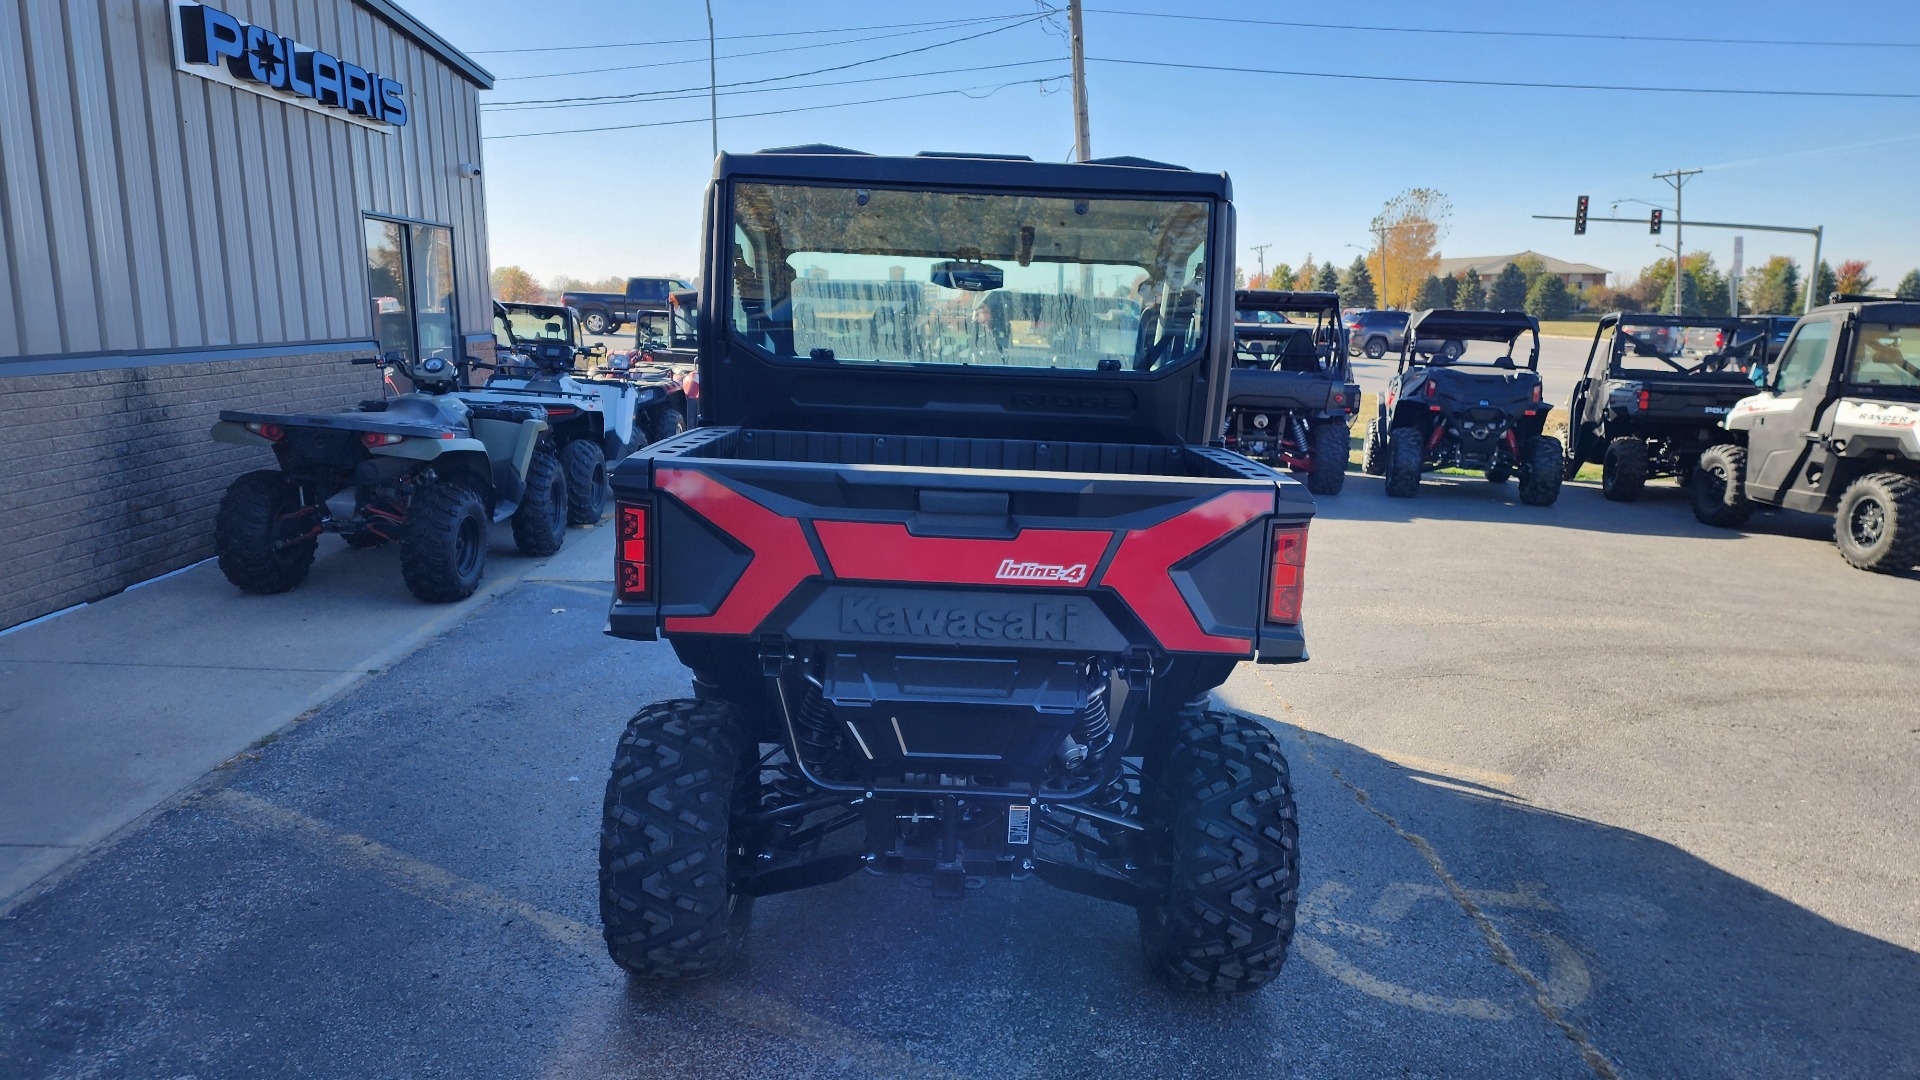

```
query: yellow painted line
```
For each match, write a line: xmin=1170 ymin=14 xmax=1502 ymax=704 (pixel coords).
xmin=209 ymin=790 xmax=963 ymax=1080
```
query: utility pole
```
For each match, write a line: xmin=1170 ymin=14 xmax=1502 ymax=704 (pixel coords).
xmin=1654 ymin=168 xmax=1701 ymax=313
xmin=1251 ymin=243 xmax=1271 ymax=283
xmin=1068 ymin=0 xmax=1090 ymax=161
xmin=705 ymin=0 xmax=718 ymax=159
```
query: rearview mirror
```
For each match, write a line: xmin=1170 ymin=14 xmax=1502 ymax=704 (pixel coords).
xmin=931 ymin=260 xmax=1004 ymax=292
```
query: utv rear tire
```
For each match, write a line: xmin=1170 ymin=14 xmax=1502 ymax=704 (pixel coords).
xmin=1384 ymin=426 xmax=1423 ymax=498
xmin=1602 ymin=438 xmax=1649 ymax=502
xmin=400 ymin=482 xmax=488 ymax=602
xmin=1691 ymin=444 xmax=1753 ymax=528
xmin=1518 ymin=435 xmax=1564 ymax=507
xmin=1361 ymin=419 xmax=1387 ymax=476
xmin=1306 ymin=422 xmax=1348 ymax=496
xmin=214 ymin=470 xmax=317 ymax=595
xmin=1139 ymin=709 xmax=1299 ymax=995
xmin=561 ymin=439 xmax=608 ymax=525
xmin=511 ymin=445 xmax=568 ymax=556
xmin=651 ymin=406 xmax=687 ymax=444
xmin=1363 ymin=336 xmax=1387 ymax=360
xmin=1834 ymin=472 xmax=1920 ymax=572
xmin=600 ymin=698 xmax=755 ymax=980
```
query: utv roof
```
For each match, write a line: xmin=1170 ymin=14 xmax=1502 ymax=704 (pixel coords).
xmin=1235 ymin=289 xmax=1340 ymax=315
xmin=1601 ymin=312 xmax=1769 ymax=330
xmin=1809 ymin=298 xmax=1920 ymax=318
xmin=716 ymin=146 xmax=1232 ymax=199
xmin=1408 ymin=308 xmax=1539 ymax=342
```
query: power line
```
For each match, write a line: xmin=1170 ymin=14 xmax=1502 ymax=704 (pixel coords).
xmin=493 ymin=17 xmax=1039 ymax=82
xmin=1081 ymin=7 xmax=1920 ymax=49
xmin=483 ymin=77 xmax=1069 ymax=141
xmin=484 ymin=59 xmax=1064 ymax=113
xmin=467 ymin=12 xmax=1048 ymax=55
xmin=1086 ymin=56 xmax=1920 ymax=100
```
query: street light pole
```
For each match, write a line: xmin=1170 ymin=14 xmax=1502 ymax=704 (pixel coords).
xmin=1068 ymin=0 xmax=1090 ymax=161
xmin=705 ymin=0 xmax=718 ymax=160
xmin=1654 ymin=168 xmax=1701 ymax=314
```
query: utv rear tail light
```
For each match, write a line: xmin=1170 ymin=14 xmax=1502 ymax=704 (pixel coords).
xmin=1424 ymin=381 xmax=1437 ymax=398
xmin=615 ymin=500 xmax=652 ymax=601
xmin=1531 ymin=383 xmax=1543 ymax=404
xmin=360 ymin=431 xmax=404 ymax=448
xmin=246 ymin=422 xmax=285 ymax=442
xmin=1636 ymin=389 xmax=1651 ymax=410
xmin=543 ymin=406 xmax=578 ymax=418
xmin=1267 ymin=527 xmax=1308 ymax=625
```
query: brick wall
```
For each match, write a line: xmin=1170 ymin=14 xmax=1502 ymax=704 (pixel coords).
xmin=0 ymin=350 xmax=386 ymax=630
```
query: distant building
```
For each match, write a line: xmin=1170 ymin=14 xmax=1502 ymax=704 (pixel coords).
xmin=1434 ymin=251 xmax=1610 ymax=290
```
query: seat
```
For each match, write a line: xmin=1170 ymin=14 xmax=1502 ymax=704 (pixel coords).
xmin=1278 ymin=332 xmax=1320 ymax=373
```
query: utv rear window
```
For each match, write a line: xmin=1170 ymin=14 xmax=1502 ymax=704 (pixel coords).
xmin=727 ymin=182 xmax=1212 ymax=373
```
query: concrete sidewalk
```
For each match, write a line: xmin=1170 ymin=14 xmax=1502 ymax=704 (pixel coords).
xmin=0 ymin=521 xmax=614 ymax=909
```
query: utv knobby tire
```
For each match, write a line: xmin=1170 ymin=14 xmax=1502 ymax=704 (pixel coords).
xmin=600 ymin=698 xmax=754 ymax=980
xmin=1602 ymin=438 xmax=1650 ymax=502
xmin=511 ymin=445 xmax=568 ymax=557
xmin=1384 ymin=426 xmax=1423 ymax=498
xmin=651 ymin=406 xmax=687 ymax=445
xmin=1834 ymin=472 xmax=1920 ymax=573
xmin=1691 ymin=444 xmax=1753 ymax=528
xmin=1518 ymin=435 xmax=1564 ymax=507
xmin=1363 ymin=336 xmax=1387 ymax=360
xmin=1361 ymin=419 xmax=1387 ymax=477
xmin=1306 ymin=422 xmax=1349 ymax=496
xmin=214 ymin=470 xmax=317 ymax=595
xmin=1140 ymin=709 xmax=1300 ymax=995
xmin=400 ymin=483 xmax=488 ymax=602
xmin=561 ymin=438 xmax=608 ymax=525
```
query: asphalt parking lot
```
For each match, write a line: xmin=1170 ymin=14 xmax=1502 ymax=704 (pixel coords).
xmin=3 ymin=465 xmax=1915 ymax=1079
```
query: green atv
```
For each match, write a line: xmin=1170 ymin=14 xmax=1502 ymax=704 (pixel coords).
xmin=210 ymin=351 xmax=569 ymax=602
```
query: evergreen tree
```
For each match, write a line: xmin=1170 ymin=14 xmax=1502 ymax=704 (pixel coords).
xmin=1440 ymin=273 xmax=1460 ymax=307
xmin=1897 ymin=269 xmax=1920 ymax=300
xmin=1456 ymin=267 xmax=1486 ymax=309
xmin=1340 ymin=256 xmax=1378 ymax=308
xmin=1316 ymin=262 xmax=1340 ymax=293
xmin=1525 ymin=274 xmax=1572 ymax=320
xmin=1414 ymin=273 xmax=1448 ymax=311
xmin=1489 ymin=263 xmax=1529 ymax=310
xmin=1814 ymin=260 xmax=1837 ymax=306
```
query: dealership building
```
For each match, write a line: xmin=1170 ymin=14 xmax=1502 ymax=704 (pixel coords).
xmin=0 ymin=0 xmax=495 ymax=628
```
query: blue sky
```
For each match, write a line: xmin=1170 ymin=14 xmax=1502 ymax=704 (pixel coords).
xmin=404 ymin=0 xmax=1920 ymax=292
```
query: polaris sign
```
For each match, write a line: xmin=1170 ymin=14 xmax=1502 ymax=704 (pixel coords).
xmin=171 ymin=2 xmax=408 ymax=132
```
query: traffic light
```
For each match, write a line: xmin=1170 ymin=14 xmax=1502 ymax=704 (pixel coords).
xmin=1574 ymin=195 xmax=1589 ymax=235
xmin=1649 ymin=208 xmax=1663 ymax=234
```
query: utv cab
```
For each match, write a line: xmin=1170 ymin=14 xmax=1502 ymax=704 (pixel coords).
xmin=1362 ymin=308 xmax=1562 ymax=505
xmin=1563 ymin=313 xmax=1770 ymax=500
xmin=597 ymin=146 xmax=1312 ymax=994
xmin=1223 ymin=290 xmax=1361 ymax=495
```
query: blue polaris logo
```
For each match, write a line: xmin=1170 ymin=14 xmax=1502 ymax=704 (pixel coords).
xmin=174 ymin=2 xmax=407 ymax=128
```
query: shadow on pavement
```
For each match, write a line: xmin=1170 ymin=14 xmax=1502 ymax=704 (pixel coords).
xmin=0 ymin=589 xmax=1914 ymax=1078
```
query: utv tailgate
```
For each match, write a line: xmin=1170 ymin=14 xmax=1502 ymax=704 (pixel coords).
xmin=607 ymin=427 xmax=1312 ymax=663
xmin=1630 ymin=377 xmax=1751 ymax=422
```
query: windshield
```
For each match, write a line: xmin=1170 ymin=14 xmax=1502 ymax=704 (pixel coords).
xmin=1612 ymin=321 xmax=1764 ymax=379
xmin=729 ymin=182 xmax=1212 ymax=372
xmin=1848 ymin=322 xmax=1920 ymax=391
xmin=504 ymin=308 xmax=572 ymax=342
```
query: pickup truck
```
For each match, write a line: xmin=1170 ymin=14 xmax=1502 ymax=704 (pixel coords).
xmin=563 ymin=275 xmax=693 ymax=336
xmin=595 ymin=146 xmax=1313 ymax=995
xmin=1564 ymin=312 xmax=1771 ymax=500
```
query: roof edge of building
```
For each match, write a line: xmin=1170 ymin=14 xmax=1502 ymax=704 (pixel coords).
xmin=355 ymin=0 xmax=494 ymax=89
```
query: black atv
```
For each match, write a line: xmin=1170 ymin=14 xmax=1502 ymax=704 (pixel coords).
xmin=1361 ymin=308 xmax=1562 ymax=505
xmin=1222 ymin=290 xmax=1361 ymax=496
xmin=1563 ymin=313 xmax=1770 ymax=500
xmin=210 ymin=351 xmax=568 ymax=603
xmin=597 ymin=146 xmax=1311 ymax=994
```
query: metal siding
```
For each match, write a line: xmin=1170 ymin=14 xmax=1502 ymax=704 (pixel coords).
xmin=66 ymin=0 xmax=141 ymax=354
xmin=21 ymin=0 xmax=103 ymax=354
xmin=202 ymin=79 xmax=261 ymax=343
xmin=100 ymin=0 xmax=173 ymax=350
xmin=172 ymin=74 xmax=233 ymax=346
xmin=0 ymin=4 xmax=57 ymax=357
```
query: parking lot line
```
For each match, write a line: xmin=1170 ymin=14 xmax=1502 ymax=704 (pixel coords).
xmin=207 ymin=789 xmax=964 ymax=1080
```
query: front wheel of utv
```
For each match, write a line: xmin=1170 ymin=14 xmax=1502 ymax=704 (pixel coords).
xmin=1518 ymin=435 xmax=1565 ymax=506
xmin=1691 ymin=444 xmax=1753 ymax=528
xmin=1306 ymin=422 xmax=1348 ymax=496
xmin=215 ymin=471 xmax=318 ymax=594
xmin=1384 ymin=426 xmax=1423 ymax=498
xmin=511 ymin=445 xmax=568 ymax=556
xmin=600 ymin=699 xmax=755 ymax=980
xmin=400 ymin=482 xmax=488 ymax=602
xmin=1140 ymin=709 xmax=1300 ymax=995
xmin=1834 ymin=472 xmax=1920 ymax=573
xmin=561 ymin=439 xmax=608 ymax=525
xmin=1601 ymin=438 xmax=1649 ymax=502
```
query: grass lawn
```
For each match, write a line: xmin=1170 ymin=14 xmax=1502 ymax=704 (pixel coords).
xmin=1536 ymin=319 xmax=1601 ymax=339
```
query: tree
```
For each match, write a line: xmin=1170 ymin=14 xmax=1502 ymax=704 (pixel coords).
xmin=1512 ymin=253 xmax=1549 ymax=292
xmin=491 ymin=265 xmax=547 ymax=303
xmin=1366 ymin=188 xmax=1452 ymax=309
xmin=1268 ymin=264 xmax=1293 ymax=295
xmin=1414 ymin=273 xmax=1448 ymax=311
xmin=1340 ymin=256 xmax=1378 ymax=308
xmin=1681 ymin=252 xmax=1729 ymax=315
xmin=1897 ymin=269 xmax=1920 ymax=299
xmin=1836 ymin=259 xmax=1876 ymax=296
xmin=1741 ymin=256 xmax=1801 ymax=314
xmin=1293 ymin=257 xmax=1318 ymax=291
xmin=1440 ymin=273 xmax=1460 ymax=307
xmin=1813 ymin=260 xmax=1837 ymax=306
xmin=1488 ymin=263 xmax=1529 ymax=311
xmin=1236 ymin=266 xmax=1248 ymax=289
xmin=548 ymin=273 xmax=626 ymax=296
xmin=1456 ymin=268 xmax=1485 ymax=309
xmin=1525 ymin=274 xmax=1572 ymax=320
xmin=1315 ymin=262 xmax=1340 ymax=293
